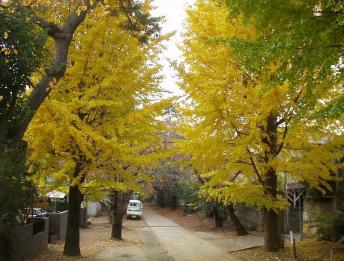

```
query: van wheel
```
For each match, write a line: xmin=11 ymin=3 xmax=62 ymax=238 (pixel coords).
xmin=127 ymin=216 xmax=130 ymax=220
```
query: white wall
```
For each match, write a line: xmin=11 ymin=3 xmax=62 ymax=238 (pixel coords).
xmin=87 ymin=201 xmax=101 ymax=217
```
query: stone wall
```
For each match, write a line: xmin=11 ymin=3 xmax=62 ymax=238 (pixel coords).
xmin=303 ymin=200 xmax=335 ymax=222
xmin=14 ymin=217 xmax=49 ymax=259
xmin=234 ymin=206 xmax=263 ymax=230
xmin=235 ymin=206 xmax=285 ymax=233
xmin=303 ymin=200 xmax=336 ymax=236
xmin=47 ymin=210 xmax=68 ymax=241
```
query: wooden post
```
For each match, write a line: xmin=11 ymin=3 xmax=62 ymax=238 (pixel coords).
xmin=330 ymin=249 xmax=333 ymax=261
xmin=290 ymin=231 xmax=297 ymax=259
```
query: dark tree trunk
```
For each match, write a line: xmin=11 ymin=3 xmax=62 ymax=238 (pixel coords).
xmin=112 ymin=219 xmax=123 ymax=240
xmin=111 ymin=191 xmax=122 ymax=240
xmin=171 ymin=195 xmax=177 ymax=210
xmin=111 ymin=190 xmax=131 ymax=240
xmin=262 ymin=113 xmax=282 ymax=251
xmin=263 ymin=168 xmax=282 ymax=251
xmin=214 ymin=208 xmax=224 ymax=228
xmin=227 ymin=205 xmax=249 ymax=235
xmin=63 ymin=184 xmax=82 ymax=256
xmin=12 ymin=8 xmax=90 ymax=141
xmin=263 ymin=208 xmax=282 ymax=252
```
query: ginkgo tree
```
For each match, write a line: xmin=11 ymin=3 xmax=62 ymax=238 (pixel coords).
xmin=3 ymin=0 xmax=161 ymax=141
xmin=26 ymin=4 xmax=166 ymax=256
xmin=177 ymin=0 xmax=343 ymax=252
xmin=224 ymin=0 xmax=344 ymax=118
xmin=1 ymin=1 xmax=161 ymax=256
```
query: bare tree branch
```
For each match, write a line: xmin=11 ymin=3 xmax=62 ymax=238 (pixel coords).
xmin=14 ymin=1 xmax=92 ymax=140
xmin=247 ymin=148 xmax=264 ymax=185
xmin=31 ymin=15 xmax=62 ymax=38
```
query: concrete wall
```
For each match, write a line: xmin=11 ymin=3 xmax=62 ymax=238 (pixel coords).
xmin=235 ymin=206 xmax=285 ymax=233
xmin=303 ymin=200 xmax=335 ymax=222
xmin=14 ymin=217 xmax=49 ymax=259
xmin=47 ymin=210 xmax=68 ymax=240
xmin=235 ymin=206 xmax=263 ymax=230
xmin=303 ymin=200 xmax=336 ymax=236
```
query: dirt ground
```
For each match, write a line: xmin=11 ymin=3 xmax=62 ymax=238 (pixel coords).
xmin=32 ymin=215 xmax=143 ymax=261
xmin=31 ymin=207 xmax=344 ymax=261
xmin=150 ymin=205 xmax=238 ymax=235
xmin=231 ymin=238 xmax=344 ymax=261
xmin=150 ymin=206 xmax=215 ymax=231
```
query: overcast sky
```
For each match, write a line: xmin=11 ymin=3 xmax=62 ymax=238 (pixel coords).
xmin=152 ymin=0 xmax=195 ymax=97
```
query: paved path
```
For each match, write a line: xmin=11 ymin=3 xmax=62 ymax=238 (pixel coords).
xmin=87 ymin=206 xmax=242 ymax=261
xmin=143 ymin=207 xmax=240 ymax=261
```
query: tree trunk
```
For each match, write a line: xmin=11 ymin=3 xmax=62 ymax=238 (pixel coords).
xmin=111 ymin=191 xmax=122 ymax=240
xmin=111 ymin=191 xmax=131 ymax=240
xmin=263 ymin=208 xmax=282 ymax=252
xmin=263 ymin=167 xmax=282 ymax=251
xmin=112 ymin=219 xmax=123 ymax=240
xmin=227 ymin=205 xmax=249 ymax=235
xmin=214 ymin=208 xmax=224 ymax=228
xmin=261 ymin=113 xmax=282 ymax=251
xmin=171 ymin=195 xmax=177 ymax=210
xmin=63 ymin=184 xmax=82 ymax=256
xmin=12 ymin=8 xmax=89 ymax=141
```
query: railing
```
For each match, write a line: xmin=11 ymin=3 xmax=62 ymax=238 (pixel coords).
xmin=319 ymin=236 xmax=344 ymax=261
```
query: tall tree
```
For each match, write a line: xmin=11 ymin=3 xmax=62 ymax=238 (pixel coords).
xmin=222 ymin=0 xmax=344 ymax=250
xmin=178 ymin=0 xmax=343 ymax=252
xmin=27 ymin=4 xmax=165 ymax=255
xmin=4 ymin=0 xmax=161 ymax=141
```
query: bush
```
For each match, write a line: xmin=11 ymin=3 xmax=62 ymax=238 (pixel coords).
xmin=0 ymin=145 xmax=38 ymax=259
xmin=177 ymin=178 xmax=200 ymax=206
xmin=316 ymin=211 xmax=344 ymax=241
xmin=182 ymin=203 xmax=198 ymax=214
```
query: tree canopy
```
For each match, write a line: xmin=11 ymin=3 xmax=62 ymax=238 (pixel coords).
xmin=177 ymin=0 xmax=344 ymax=251
xmin=25 ymin=3 xmax=167 ymax=255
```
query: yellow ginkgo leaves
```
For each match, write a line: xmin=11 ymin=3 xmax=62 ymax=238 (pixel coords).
xmin=26 ymin=3 xmax=167 ymax=199
xmin=176 ymin=0 xmax=343 ymax=211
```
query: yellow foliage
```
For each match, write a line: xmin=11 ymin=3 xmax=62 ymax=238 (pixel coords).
xmin=26 ymin=7 xmax=168 ymax=198
xmin=176 ymin=0 xmax=343 ymax=210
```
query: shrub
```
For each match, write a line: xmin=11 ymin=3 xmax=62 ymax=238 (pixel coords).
xmin=316 ymin=211 xmax=344 ymax=241
xmin=177 ymin=178 xmax=200 ymax=206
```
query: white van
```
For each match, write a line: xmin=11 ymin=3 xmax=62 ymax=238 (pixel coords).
xmin=126 ymin=200 xmax=143 ymax=220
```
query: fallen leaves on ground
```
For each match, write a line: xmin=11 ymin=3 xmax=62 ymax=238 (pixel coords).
xmin=232 ymin=238 xmax=344 ymax=261
xmin=31 ymin=214 xmax=142 ymax=260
